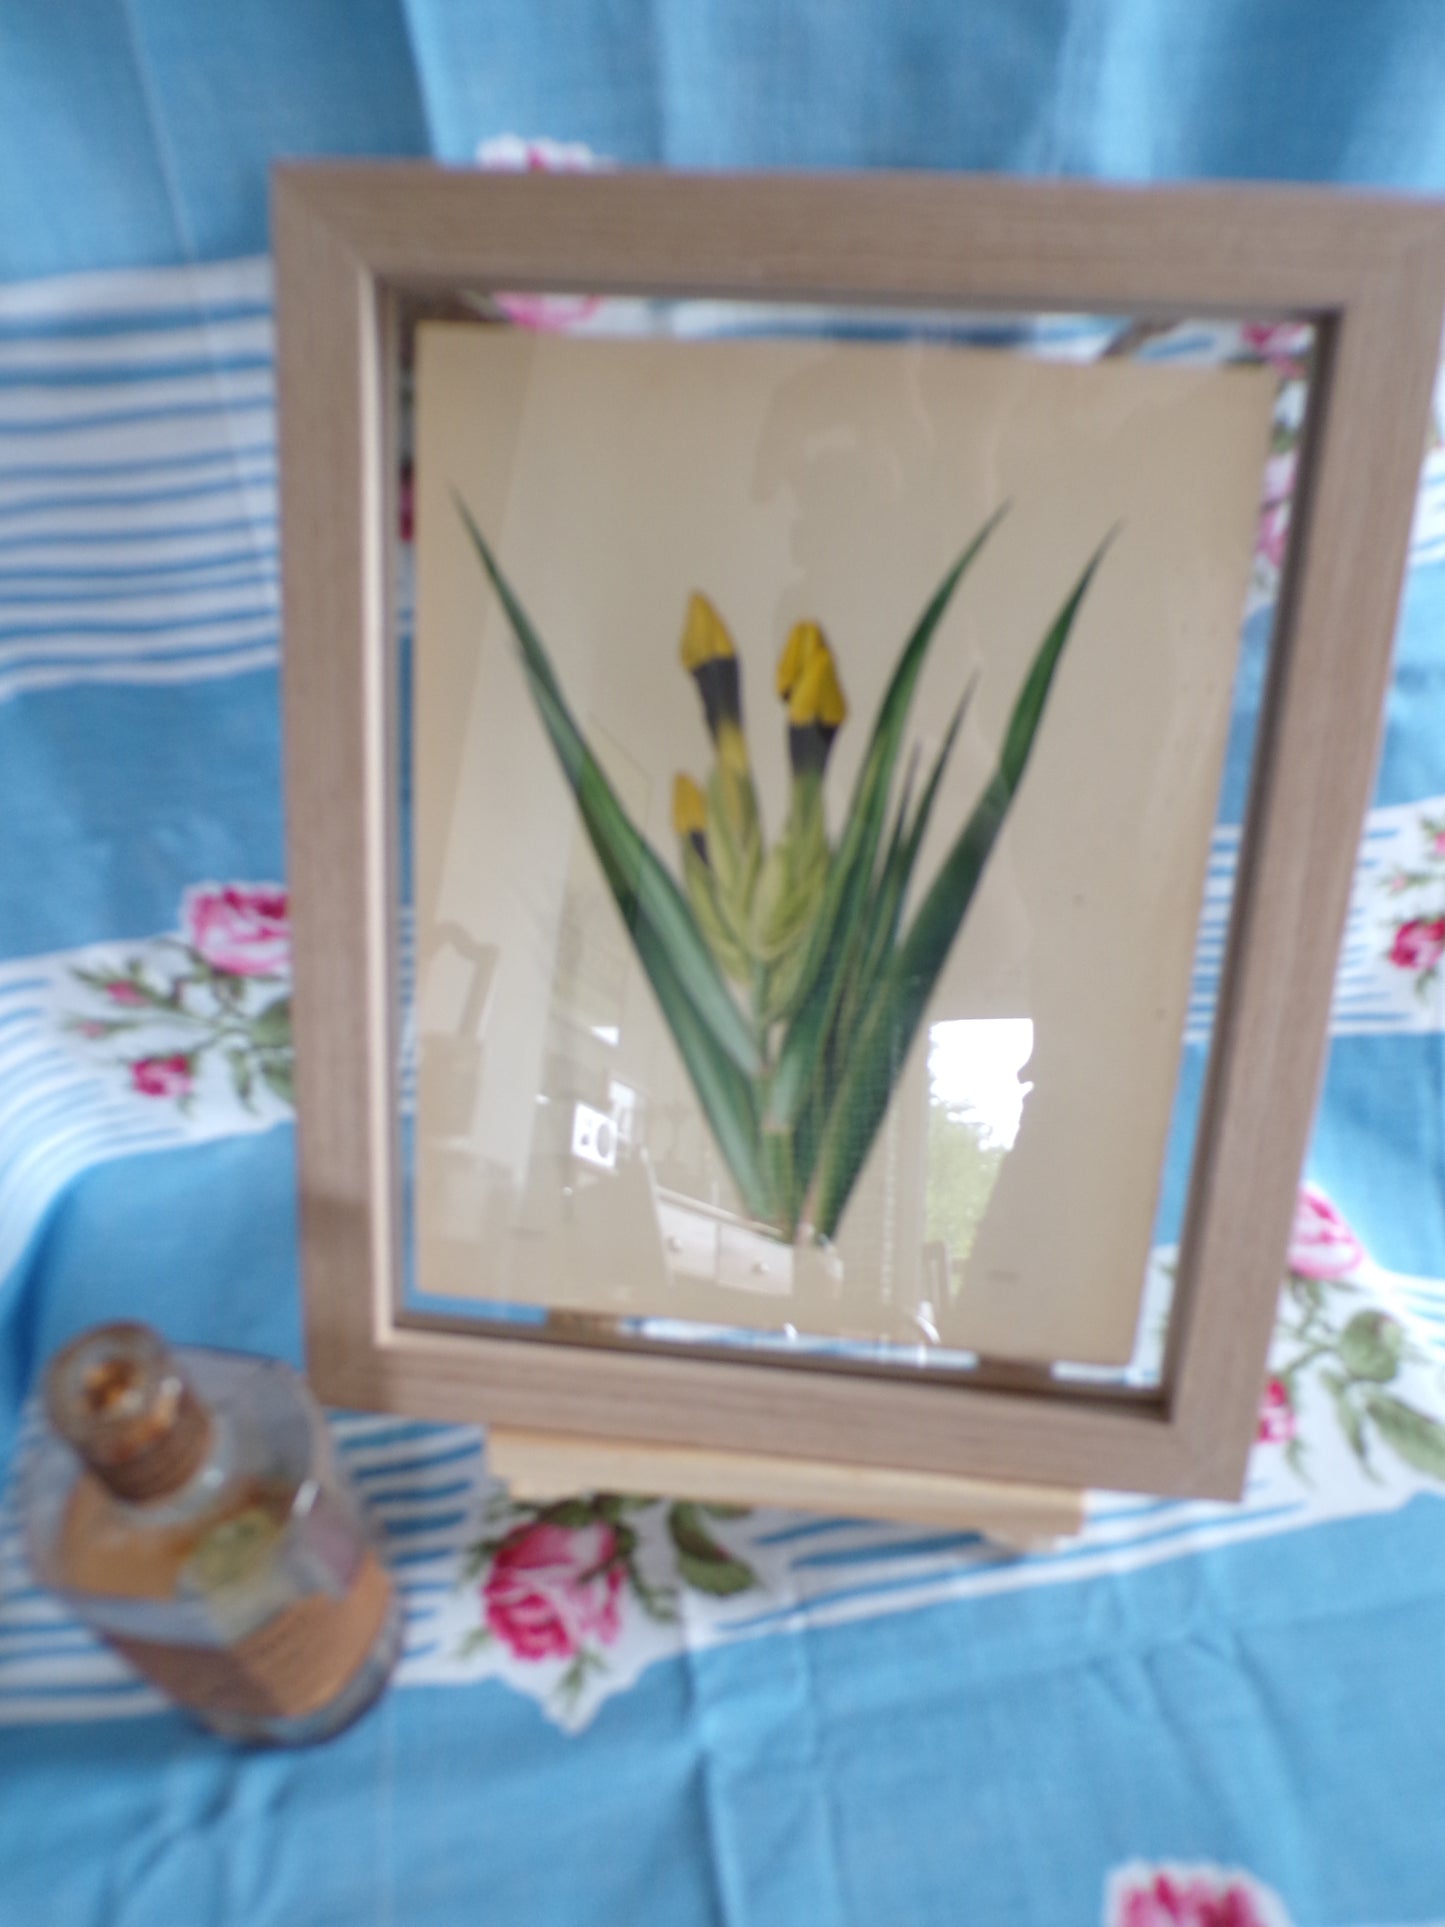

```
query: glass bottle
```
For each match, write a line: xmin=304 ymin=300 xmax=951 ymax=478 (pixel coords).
xmin=18 ymin=1322 xmax=400 ymax=1745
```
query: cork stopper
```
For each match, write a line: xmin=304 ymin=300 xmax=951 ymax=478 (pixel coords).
xmin=45 ymin=1323 xmax=213 ymax=1503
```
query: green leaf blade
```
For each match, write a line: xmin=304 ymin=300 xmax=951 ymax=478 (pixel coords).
xmin=457 ymin=500 xmax=764 ymax=1083
xmin=764 ymin=510 xmax=1008 ymax=1133
xmin=812 ymin=537 xmax=1112 ymax=1239
xmin=640 ymin=937 xmax=775 ymax=1224
xmin=843 ymin=684 xmax=974 ymax=1039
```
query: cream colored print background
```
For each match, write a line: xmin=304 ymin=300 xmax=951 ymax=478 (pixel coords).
xmin=412 ymin=323 xmax=1274 ymax=1365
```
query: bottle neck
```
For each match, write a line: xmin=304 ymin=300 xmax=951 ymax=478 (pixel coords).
xmin=107 ymin=1405 xmax=241 ymax=1527
xmin=46 ymin=1323 xmax=220 ymax=1508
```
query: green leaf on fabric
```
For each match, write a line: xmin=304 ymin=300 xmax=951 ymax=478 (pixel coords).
xmin=259 ymin=1056 xmax=294 ymax=1107
xmin=1364 ymin=1392 xmax=1445 ymax=1481
xmin=1337 ymin=1312 xmax=1406 ymax=1384
xmin=459 ymin=1539 xmax=507 ymax=1580
xmin=667 ymin=1501 xmax=757 ymax=1596
xmin=541 ymin=1499 xmax=600 ymax=1529
xmin=225 ymin=1047 xmax=255 ymax=1110
xmin=1320 ymin=1368 xmax=1371 ymax=1471
xmin=676 ymin=1550 xmax=757 ymax=1596
xmin=250 ymin=995 xmax=292 ymax=1049
xmin=628 ymin=1569 xmax=680 ymax=1624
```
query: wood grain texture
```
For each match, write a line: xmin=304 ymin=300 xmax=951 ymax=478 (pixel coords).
xmin=340 ymin=1318 xmax=1178 ymax=1494
xmin=1165 ymin=258 xmax=1445 ymax=1491
xmin=273 ymin=165 xmax=1445 ymax=1503
xmin=273 ymin=178 xmax=398 ymax=1394
xmin=280 ymin=165 xmax=1428 ymax=315
xmin=489 ymin=1427 xmax=1085 ymax=1546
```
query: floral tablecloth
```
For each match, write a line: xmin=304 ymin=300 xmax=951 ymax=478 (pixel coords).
xmin=5 ymin=144 xmax=1445 ymax=1927
xmin=8 ymin=11 xmax=1445 ymax=1896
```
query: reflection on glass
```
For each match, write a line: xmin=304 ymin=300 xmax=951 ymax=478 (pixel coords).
xmin=397 ymin=303 xmax=1310 ymax=1383
xmin=925 ymin=1018 xmax=1033 ymax=1297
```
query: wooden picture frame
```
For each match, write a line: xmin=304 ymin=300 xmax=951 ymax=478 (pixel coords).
xmin=274 ymin=164 xmax=1445 ymax=1504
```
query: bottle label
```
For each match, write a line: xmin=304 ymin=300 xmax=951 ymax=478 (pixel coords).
xmin=105 ymin=1551 xmax=393 ymax=1722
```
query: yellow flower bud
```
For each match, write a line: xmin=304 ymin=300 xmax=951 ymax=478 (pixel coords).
xmin=680 ymin=592 xmax=736 ymax=673
xmin=671 ymin=773 xmax=708 ymax=840
xmin=776 ymin=620 xmax=825 ymax=701
xmin=787 ymin=638 xmax=848 ymax=732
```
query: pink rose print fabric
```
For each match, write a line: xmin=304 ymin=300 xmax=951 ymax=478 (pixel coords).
xmin=458 ymin=1494 xmax=758 ymax=1718
xmin=64 ymin=884 xmax=293 ymax=1114
xmin=1380 ymin=811 xmax=1445 ymax=994
xmin=483 ymin=1521 xmax=625 ymax=1661
xmin=1287 ymin=1183 xmax=1364 ymax=1282
xmin=1389 ymin=913 xmax=1445 ymax=976
xmin=1256 ymin=449 xmax=1297 ymax=571
xmin=1268 ymin=1182 xmax=1445 ymax=1481
xmin=1255 ymin=1377 xmax=1296 ymax=1445
xmin=474 ymin=135 xmax=607 ymax=332
xmin=183 ymin=884 xmax=290 ymax=979
xmin=129 ymin=1054 xmax=194 ymax=1101
xmin=1238 ymin=322 xmax=1313 ymax=379
xmin=1106 ymin=1863 xmax=1292 ymax=1927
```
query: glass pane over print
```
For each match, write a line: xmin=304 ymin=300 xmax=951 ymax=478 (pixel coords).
xmin=390 ymin=295 xmax=1316 ymax=1388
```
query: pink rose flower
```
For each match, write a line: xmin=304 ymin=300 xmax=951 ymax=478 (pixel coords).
xmin=1239 ymin=321 xmax=1311 ymax=377
xmin=1288 ymin=1184 xmax=1363 ymax=1281
xmin=483 ymin=1520 xmax=624 ymax=1660
xmin=184 ymin=884 xmax=289 ymax=978
xmin=1261 ymin=449 xmax=1296 ymax=509
xmin=1256 ymin=1377 xmax=1295 ymax=1446
xmin=1110 ymin=1866 xmax=1288 ymax=1927
xmin=104 ymin=981 xmax=146 ymax=1007
xmin=130 ymin=1053 xmax=193 ymax=1100
xmin=476 ymin=134 xmax=601 ymax=174
xmin=475 ymin=135 xmax=607 ymax=332
xmin=1256 ymin=500 xmax=1290 ymax=570
xmin=1391 ymin=914 xmax=1445 ymax=974
xmin=1433 ymin=829 xmax=1445 ymax=857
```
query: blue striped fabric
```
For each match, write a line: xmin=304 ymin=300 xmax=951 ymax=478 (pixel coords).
xmin=4 ymin=248 xmax=1445 ymax=1927
xmin=0 ymin=261 xmax=278 ymax=715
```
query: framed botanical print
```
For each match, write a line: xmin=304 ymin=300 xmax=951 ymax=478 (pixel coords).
xmin=274 ymin=165 xmax=1445 ymax=1507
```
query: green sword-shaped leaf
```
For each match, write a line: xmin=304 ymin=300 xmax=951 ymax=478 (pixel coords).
xmin=812 ymin=534 xmax=1113 ymax=1239
xmin=763 ymin=507 xmax=1009 ymax=1136
xmin=457 ymin=503 xmax=775 ymax=1220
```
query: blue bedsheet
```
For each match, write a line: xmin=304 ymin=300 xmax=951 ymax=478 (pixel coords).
xmin=4 ymin=10 xmax=1445 ymax=1924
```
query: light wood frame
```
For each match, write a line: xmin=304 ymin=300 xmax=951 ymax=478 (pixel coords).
xmin=274 ymin=164 xmax=1445 ymax=1501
